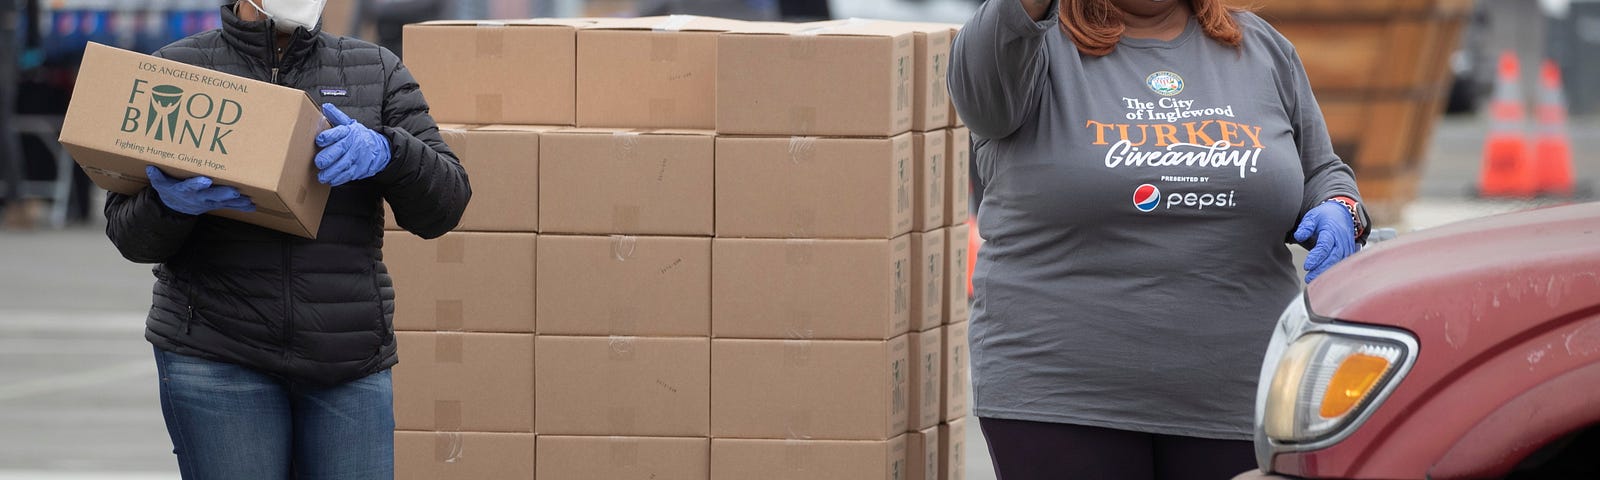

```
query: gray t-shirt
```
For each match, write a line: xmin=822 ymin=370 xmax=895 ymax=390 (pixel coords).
xmin=950 ymin=0 xmax=1363 ymax=439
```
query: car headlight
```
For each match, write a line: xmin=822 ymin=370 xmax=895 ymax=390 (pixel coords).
xmin=1257 ymin=295 xmax=1419 ymax=450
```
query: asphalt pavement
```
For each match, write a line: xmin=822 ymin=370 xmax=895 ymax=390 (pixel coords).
xmin=0 ymin=116 xmax=1593 ymax=478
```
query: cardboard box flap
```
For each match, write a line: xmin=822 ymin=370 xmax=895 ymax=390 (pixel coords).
xmin=881 ymin=21 xmax=958 ymax=35
xmin=795 ymin=19 xmax=918 ymax=38
xmin=415 ymin=18 xmax=594 ymax=28
xmin=581 ymin=15 xmax=745 ymax=32
xmin=475 ymin=124 xmax=565 ymax=133
xmin=550 ymin=127 xmax=715 ymax=137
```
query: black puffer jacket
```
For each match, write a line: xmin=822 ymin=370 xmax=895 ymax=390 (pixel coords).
xmin=104 ymin=4 xmax=470 ymax=386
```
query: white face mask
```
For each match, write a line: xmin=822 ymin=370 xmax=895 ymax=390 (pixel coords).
xmin=241 ymin=0 xmax=327 ymax=34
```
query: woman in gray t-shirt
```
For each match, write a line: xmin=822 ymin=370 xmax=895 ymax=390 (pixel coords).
xmin=950 ymin=0 xmax=1369 ymax=477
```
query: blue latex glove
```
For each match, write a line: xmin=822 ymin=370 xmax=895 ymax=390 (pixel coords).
xmin=145 ymin=166 xmax=256 ymax=216
xmin=314 ymin=103 xmax=391 ymax=187
xmin=1294 ymin=200 xmax=1360 ymax=283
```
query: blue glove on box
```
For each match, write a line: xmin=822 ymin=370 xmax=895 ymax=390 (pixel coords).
xmin=1295 ymin=200 xmax=1360 ymax=283
xmin=146 ymin=166 xmax=256 ymax=216
xmin=314 ymin=104 xmax=391 ymax=187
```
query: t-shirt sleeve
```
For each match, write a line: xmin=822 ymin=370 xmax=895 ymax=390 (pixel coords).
xmin=1279 ymin=36 xmax=1369 ymax=238
xmin=948 ymin=0 xmax=1059 ymax=140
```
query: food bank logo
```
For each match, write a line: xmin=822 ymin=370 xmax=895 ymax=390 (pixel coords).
xmin=122 ymin=79 xmax=241 ymax=154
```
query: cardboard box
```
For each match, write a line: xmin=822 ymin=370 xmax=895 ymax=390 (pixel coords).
xmin=949 ymin=25 xmax=964 ymax=129
xmin=907 ymin=328 xmax=944 ymax=432
xmin=712 ymin=437 xmax=908 ymax=480
xmin=902 ymin=23 xmax=952 ymax=132
xmin=945 ymin=223 xmax=971 ymax=326
xmin=404 ymin=19 xmax=591 ymax=125
xmin=913 ymin=132 xmax=948 ymax=232
xmin=946 ymin=127 xmax=971 ymax=226
xmin=911 ymin=229 xmax=946 ymax=333
xmin=577 ymin=16 xmax=743 ymax=129
xmin=385 ymin=125 xmax=549 ymax=232
xmin=711 ymin=337 xmax=909 ymax=440
xmin=540 ymin=129 xmax=714 ymax=235
xmin=394 ymin=431 xmax=535 ymax=480
xmin=538 ymin=436 xmax=709 ymax=480
xmin=393 ymin=332 xmax=535 ymax=432
xmin=717 ymin=21 xmax=914 ymax=137
xmin=62 ymin=43 xmax=330 ymax=238
xmin=535 ymin=336 xmax=710 ymax=436
xmin=383 ymin=232 xmax=536 ymax=333
xmin=940 ymin=418 xmax=967 ymax=480
xmin=716 ymin=134 xmax=913 ymax=239
xmin=537 ymin=235 xmax=710 ymax=336
xmin=712 ymin=237 xmax=911 ymax=340
xmin=943 ymin=322 xmax=969 ymax=422
xmin=908 ymin=426 xmax=941 ymax=480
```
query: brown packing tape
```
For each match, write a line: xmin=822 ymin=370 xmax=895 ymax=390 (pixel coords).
xmin=436 ymin=300 xmax=465 ymax=330
xmin=434 ymin=431 xmax=465 ymax=463
xmin=437 ymin=332 xmax=465 ymax=363
xmin=648 ymin=99 xmax=677 ymax=125
xmin=788 ymin=107 xmax=817 ymax=135
xmin=651 ymin=35 xmax=678 ymax=62
xmin=475 ymin=25 xmax=504 ymax=57
xmin=611 ymin=437 xmax=641 ymax=467
xmin=436 ymin=400 xmax=463 ymax=431
xmin=613 ymin=205 xmax=642 ymax=232
xmin=436 ymin=235 xmax=465 ymax=263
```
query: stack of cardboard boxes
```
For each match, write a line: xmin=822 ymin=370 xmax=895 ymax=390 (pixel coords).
xmin=385 ymin=15 xmax=970 ymax=480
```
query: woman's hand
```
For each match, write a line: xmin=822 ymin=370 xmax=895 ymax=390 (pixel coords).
xmin=1294 ymin=201 xmax=1361 ymax=283
xmin=1022 ymin=0 xmax=1054 ymax=21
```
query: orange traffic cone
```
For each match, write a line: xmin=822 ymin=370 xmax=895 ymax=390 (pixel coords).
xmin=1533 ymin=60 xmax=1576 ymax=198
xmin=1477 ymin=50 xmax=1538 ymax=198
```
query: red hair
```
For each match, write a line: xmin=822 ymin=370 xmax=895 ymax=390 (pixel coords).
xmin=1060 ymin=0 xmax=1248 ymax=57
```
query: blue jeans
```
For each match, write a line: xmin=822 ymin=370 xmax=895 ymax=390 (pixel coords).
xmin=153 ymin=347 xmax=395 ymax=480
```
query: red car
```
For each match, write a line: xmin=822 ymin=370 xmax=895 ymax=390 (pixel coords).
xmin=1238 ymin=202 xmax=1600 ymax=479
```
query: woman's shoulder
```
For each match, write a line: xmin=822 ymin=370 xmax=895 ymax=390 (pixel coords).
xmin=1230 ymin=10 xmax=1297 ymax=54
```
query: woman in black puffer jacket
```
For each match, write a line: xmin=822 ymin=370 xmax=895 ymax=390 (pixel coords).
xmin=103 ymin=1 xmax=469 ymax=478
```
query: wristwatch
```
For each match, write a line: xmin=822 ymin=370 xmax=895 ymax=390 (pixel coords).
xmin=1327 ymin=196 xmax=1368 ymax=243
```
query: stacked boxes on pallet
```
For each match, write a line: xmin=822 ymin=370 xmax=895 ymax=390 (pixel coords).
xmin=385 ymin=14 xmax=969 ymax=480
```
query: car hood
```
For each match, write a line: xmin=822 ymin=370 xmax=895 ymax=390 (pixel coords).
xmin=1307 ymin=202 xmax=1600 ymax=330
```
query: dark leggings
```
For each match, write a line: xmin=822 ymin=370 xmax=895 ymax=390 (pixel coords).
xmin=979 ymin=417 xmax=1257 ymax=480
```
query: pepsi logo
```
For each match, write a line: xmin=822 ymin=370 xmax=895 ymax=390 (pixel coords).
xmin=1133 ymin=184 xmax=1161 ymax=212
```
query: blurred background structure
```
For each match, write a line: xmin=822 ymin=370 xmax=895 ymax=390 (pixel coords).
xmin=1 ymin=0 xmax=1596 ymax=479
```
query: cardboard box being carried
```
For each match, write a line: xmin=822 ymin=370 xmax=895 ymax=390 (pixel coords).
xmin=717 ymin=20 xmax=914 ymax=137
xmin=712 ymin=437 xmax=908 ymax=480
xmin=61 ymin=43 xmax=330 ymax=238
xmin=539 ymin=436 xmax=709 ymax=480
xmin=404 ymin=19 xmax=592 ymax=125
xmin=716 ymin=134 xmax=914 ymax=239
xmin=383 ymin=232 xmax=536 ymax=333
xmin=713 ymin=237 xmax=911 ymax=340
xmin=535 ymin=336 xmax=711 ymax=437
xmin=711 ymin=337 xmax=909 ymax=440
xmin=540 ymin=128 xmax=714 ymax=236
xmin=537 ymin=235 xmax=710 ymax=336
xmin=393 ymin=332 xmax=535 ymax=433
xmin=577 ymin=16 xmax=744 ymax=129
xmin=395 ymin=431 xmax=535 ymax=480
